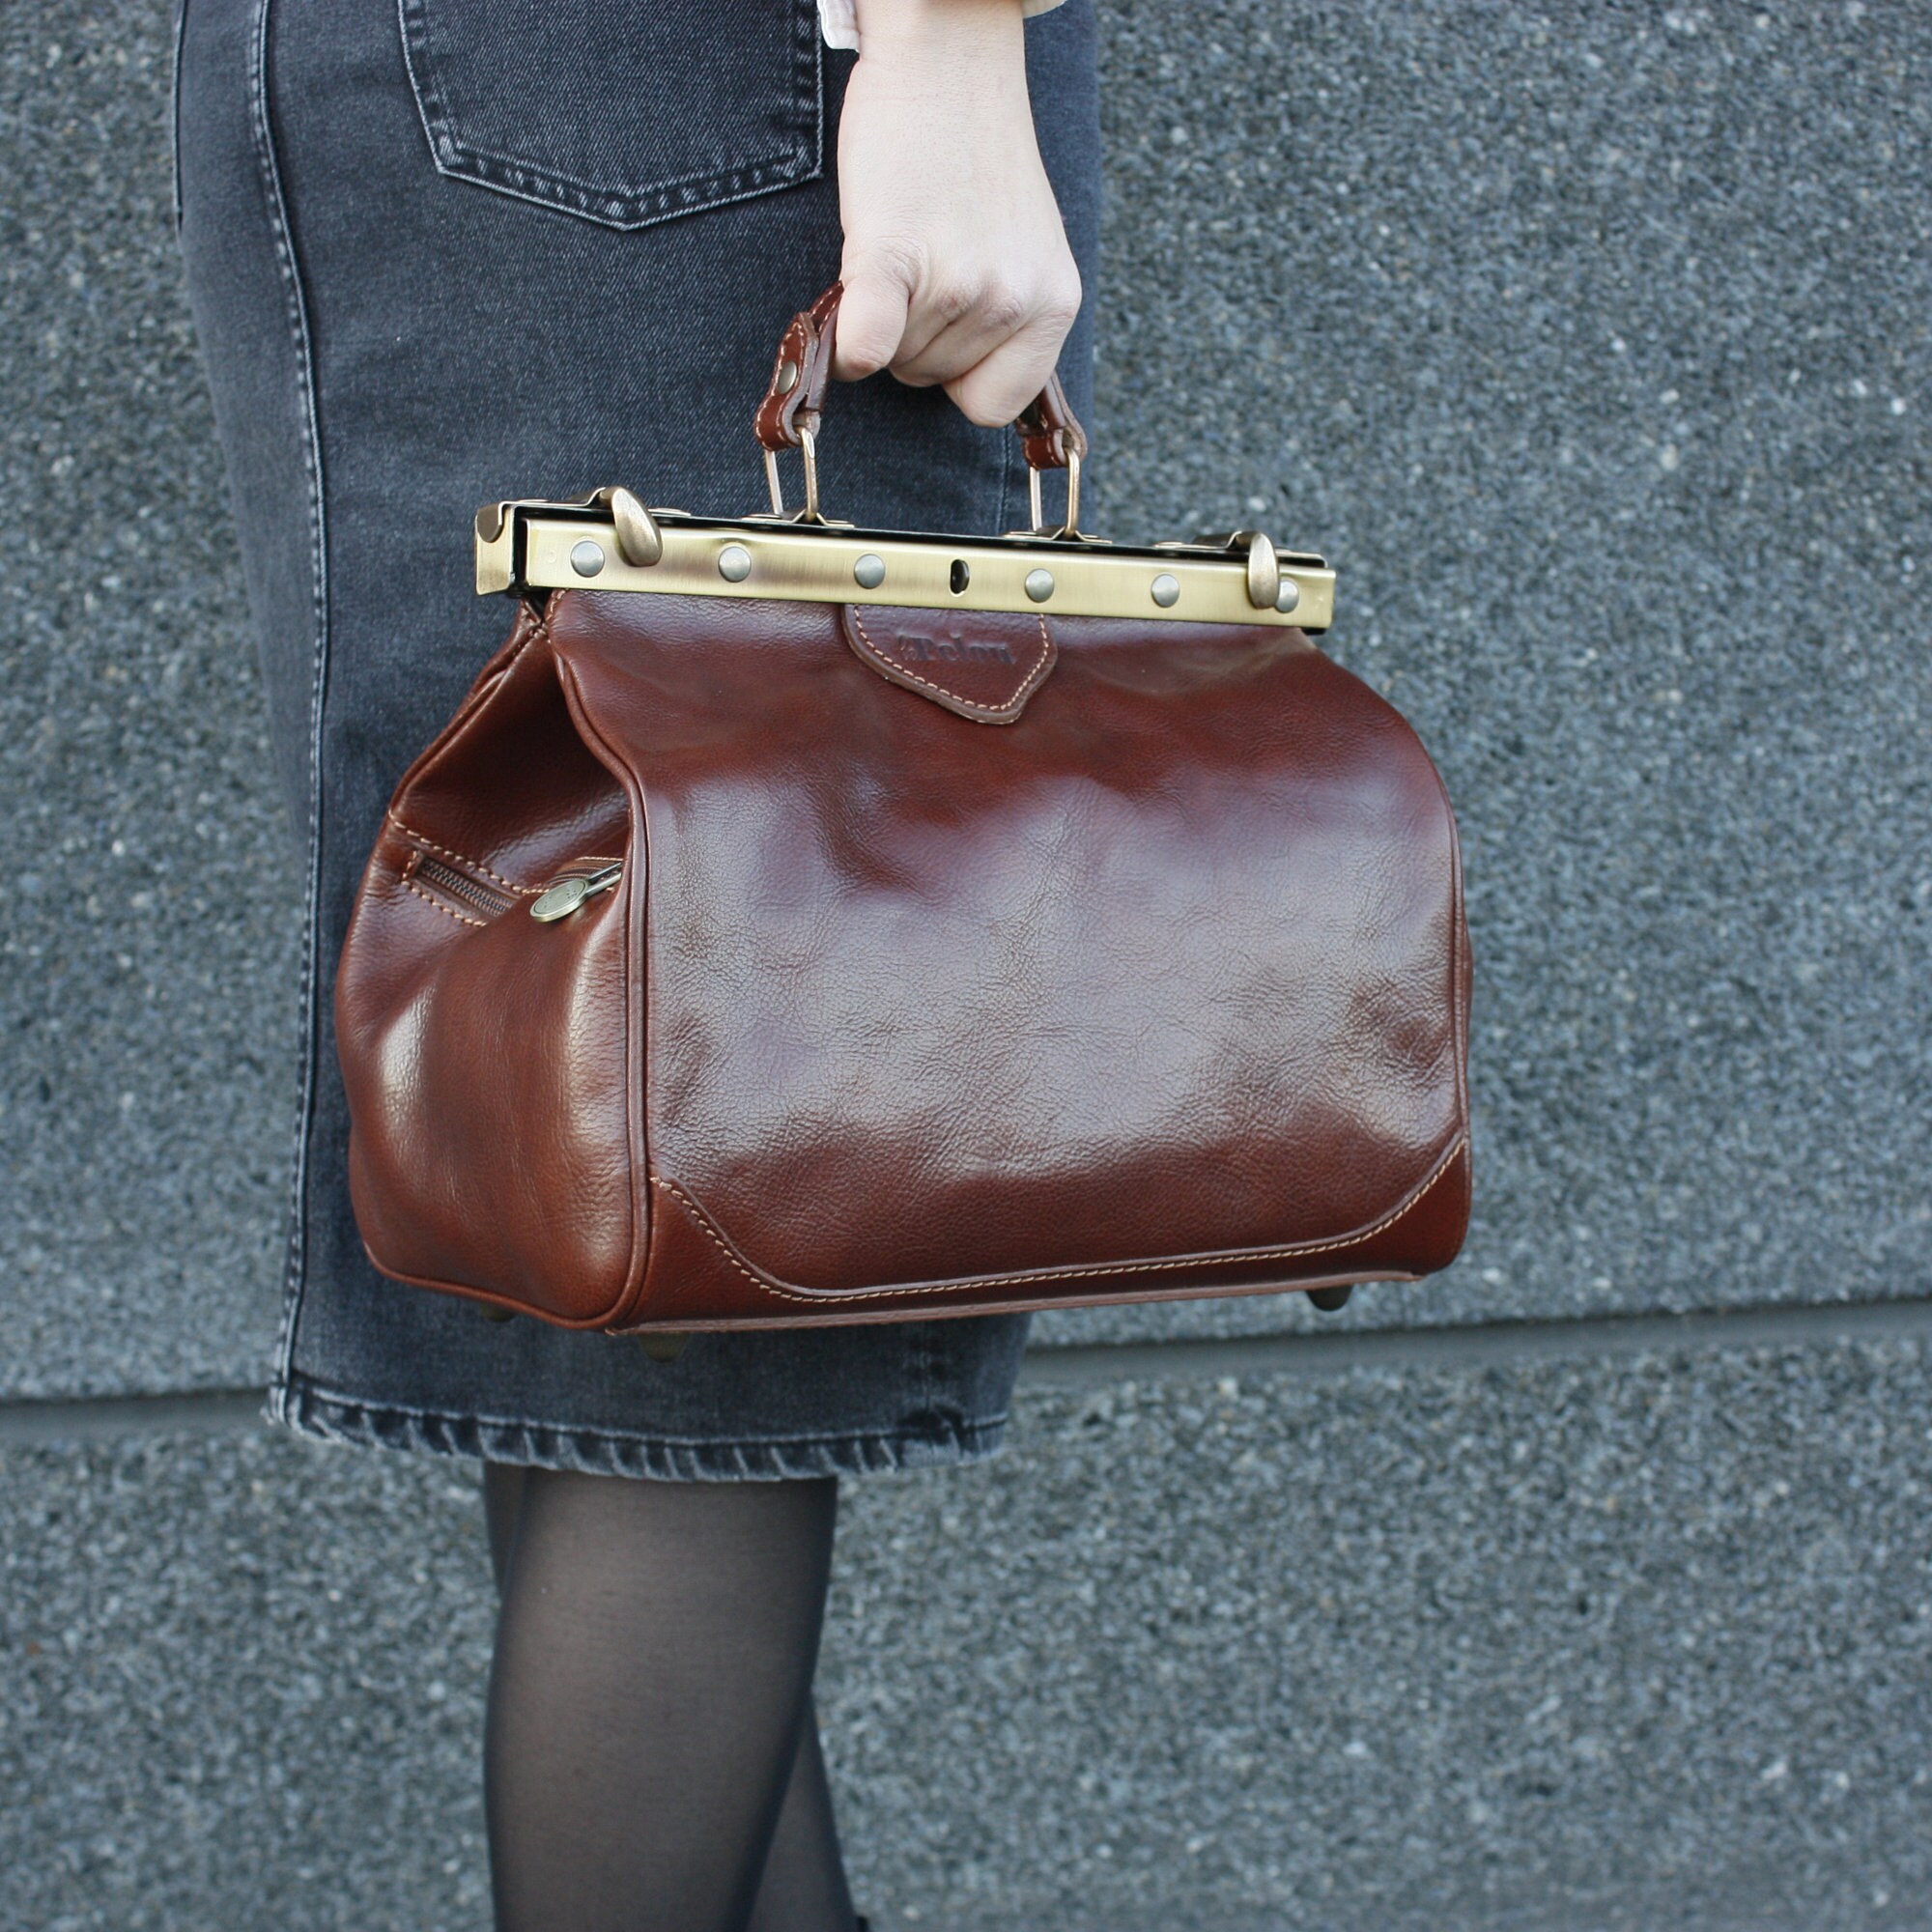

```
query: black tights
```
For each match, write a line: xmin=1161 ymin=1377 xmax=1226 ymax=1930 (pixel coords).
xmin=482 ymin=1463 xmax=857 ymax=1932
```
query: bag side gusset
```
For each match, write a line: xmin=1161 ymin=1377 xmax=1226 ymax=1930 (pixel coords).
xmin=336 ymin=597 xmax=650 ymax=1324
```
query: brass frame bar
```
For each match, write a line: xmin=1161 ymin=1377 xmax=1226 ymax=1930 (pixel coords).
xmin=477 ymin=502 xmax=1335 ymax=631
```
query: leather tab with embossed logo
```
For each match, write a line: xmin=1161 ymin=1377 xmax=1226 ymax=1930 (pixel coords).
xmin=839 ymin=605 xmax=1057 ymax=724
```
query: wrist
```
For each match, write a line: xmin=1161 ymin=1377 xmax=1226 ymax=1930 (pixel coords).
xmin=850 ymin=0 xmax=1026 ymax=62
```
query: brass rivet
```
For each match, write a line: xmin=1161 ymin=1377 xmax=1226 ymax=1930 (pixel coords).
xmin=1024 ymin=567 xmax=1055 ymax=603
xmin=1151 ymin=572 xmax=1180 ymax=609
xmin=718 ymin=544 xmax=753 ymax=582
xmin=775 ymin=357 xmax=800 ymax=396
xmin=1275 ymin=577 xmax=1301 ymax=614
xmin=570 ymin=540 xmax=606 ymax=578
xmin=853 ymin=553 xmax=886 ymax=590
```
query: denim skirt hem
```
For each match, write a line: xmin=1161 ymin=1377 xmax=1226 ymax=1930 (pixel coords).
xmin=270 ymin=1373 xmax=1012 ymax=1482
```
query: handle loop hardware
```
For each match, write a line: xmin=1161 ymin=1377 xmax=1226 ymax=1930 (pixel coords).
xmin=1024 ymin=445 xmax=1094 ymax=543
xmin=753 ymin=285 xmax=1103 ymax=543
xmin=759 ymin=424 xmax=852 ymax=527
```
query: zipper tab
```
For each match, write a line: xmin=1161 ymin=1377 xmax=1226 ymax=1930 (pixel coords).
xmin=530 ymin=862 xmax=623 ymax=923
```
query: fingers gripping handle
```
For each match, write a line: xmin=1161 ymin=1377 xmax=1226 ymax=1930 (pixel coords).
xmin=752 ymin=283 xmax=1090 ymax=534
xmin=753 ymin=282 xmax=1087 ymax=462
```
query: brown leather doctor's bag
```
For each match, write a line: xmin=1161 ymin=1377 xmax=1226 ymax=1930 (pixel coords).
xmin=335 ymin=286 xmax=1471 ymax=1353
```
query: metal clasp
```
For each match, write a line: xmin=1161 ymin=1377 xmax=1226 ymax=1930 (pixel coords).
xmin=475 ymin=486 xmax=665 ymax=593
xmin=1182 ymin=529 xmax=1285 ymax=611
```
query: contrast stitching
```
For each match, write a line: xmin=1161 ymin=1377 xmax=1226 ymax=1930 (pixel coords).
xmin=252 ymin=0 xmax=330 ymax=1413
xmin=286 ymin=1378 xmax=1005 ymax=1458
xmin=848 ymin=610 xmax=1053 ymax=719
xmin=402 ymin=878 xmax=486 ymax=929
xmin=169 ymin=0 xmax=189 ymax=231
xmin=435 ymin=140 xmax=810 ymax=210
xmin=651 ymin=1142 xmax=1465 ymax=1306
xmin=385 ymin=815 xmax=539 ymax=894
xmin=394 ymin=156 xmax=818 ymax=235
xmin=396 ymin=0 xmax=821 ymax=235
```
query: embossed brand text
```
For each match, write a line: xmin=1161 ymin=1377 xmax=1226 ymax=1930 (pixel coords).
xmin=893 ymin=631 xmax=1016 ymax=666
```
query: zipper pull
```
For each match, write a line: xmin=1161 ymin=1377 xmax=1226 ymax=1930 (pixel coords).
xmin=530 ymin=862 xmax=623 ymax=923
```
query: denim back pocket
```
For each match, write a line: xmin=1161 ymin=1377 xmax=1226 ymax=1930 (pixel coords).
xmin=399 ymin=0 xmax=823 ymax=231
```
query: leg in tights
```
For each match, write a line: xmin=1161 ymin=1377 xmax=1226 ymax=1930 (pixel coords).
xmin=482 ymin=1463 xmax=857 ymax=1932
xmin=746 ymin=1706 xmax=857 ymax=1932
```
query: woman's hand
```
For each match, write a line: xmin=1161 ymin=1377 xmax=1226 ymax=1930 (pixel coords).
xmin=832 ymin=0 xmax=1080 ymax=427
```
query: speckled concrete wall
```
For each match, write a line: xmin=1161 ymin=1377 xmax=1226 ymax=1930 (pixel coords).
xmin=2 ymin=3 xmax=1927 ymax=1927
xmin=8 ymin=1339 xmax=1931 ymax=1931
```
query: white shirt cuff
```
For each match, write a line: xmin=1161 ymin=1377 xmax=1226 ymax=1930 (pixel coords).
xmin=818 ymin=0 xmax=1068 ymax=52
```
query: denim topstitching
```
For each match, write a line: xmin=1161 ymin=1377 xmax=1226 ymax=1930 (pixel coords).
xmin=281 ymin=1374 xmax=1010 ymax=1482
xmin=395 ymin=0 xmax=824 ymax=232
xmin=247 ymin=0 xmax=332 ymax=1428
xmin=170 ymin=0 xmax=192 ymax=232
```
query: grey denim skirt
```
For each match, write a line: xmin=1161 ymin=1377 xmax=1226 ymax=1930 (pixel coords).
xmin=174 ymin=0 xmax=1100 ymax=1480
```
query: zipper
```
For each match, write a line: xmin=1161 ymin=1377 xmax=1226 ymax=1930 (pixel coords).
xmin=412 ymin=854 xmax=516 ymax=920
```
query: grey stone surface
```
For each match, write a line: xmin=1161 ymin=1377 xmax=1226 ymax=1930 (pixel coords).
xmin=0 ymin=5 xmax=298 ymax=1399
xmin=2 ymin=1423 xmax=495 ymax=1932
xmin=3 ymin=0 xmax=1928 ymax=1393
xmin=1051 ymin=0 xmax=1932 ymax=1343
xmin=7 ymin=1338 xmax=1931 ymax=1931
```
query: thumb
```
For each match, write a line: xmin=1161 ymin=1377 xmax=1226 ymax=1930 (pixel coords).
xmin=830 ymin=260 xmax=911 ymax=382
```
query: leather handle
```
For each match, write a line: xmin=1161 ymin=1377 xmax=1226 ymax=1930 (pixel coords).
xmin=1011 ymin=368 xmax=1086 ymax=470
xmin=753 ymin=283 xmax=843 ymax=456
xmin=753 ymin=282 xmax=1088 ymax=470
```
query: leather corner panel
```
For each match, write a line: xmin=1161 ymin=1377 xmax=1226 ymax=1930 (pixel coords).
xmin=840 ymin=604 xmax=1057 ymax=723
